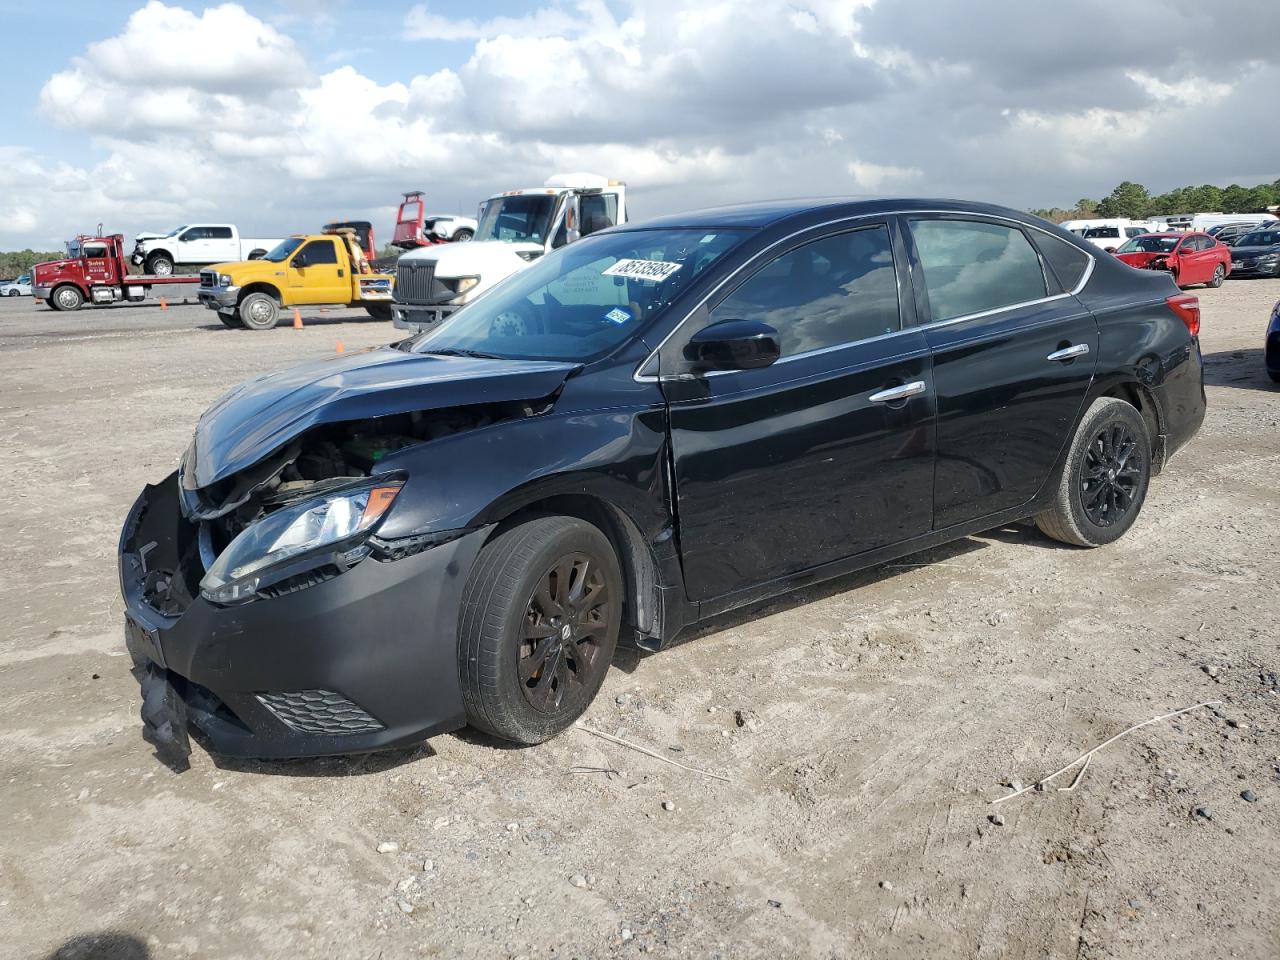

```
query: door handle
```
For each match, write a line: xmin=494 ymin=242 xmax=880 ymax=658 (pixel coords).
xmin=1046 ymin=343 xmax=1090 ymax=362
xmin=868 ymin=381 xmax=926 ymax=403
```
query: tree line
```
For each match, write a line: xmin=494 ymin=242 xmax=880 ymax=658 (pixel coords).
xmin=0 ymin=249 xmax=63 ymax=279
xmin=1032 ymin=179 xmax=1280 ymax=223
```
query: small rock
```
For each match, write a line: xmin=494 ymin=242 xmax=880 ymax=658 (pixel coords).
xmin=432 ymin=816 xmax=450 ymax=830
xmin=615 ymin=694 xmax=630 ymax=706
xmin=1192 ymin=804 xmax=1213 ymax=821
xmin=767 ymin=899 xmax=782 ymax=909
xmin=1202 ymin=664 xmax=1219 ymax=678
xmin=397 ymin=877 xmax=417 ymax=892
xmin=422 ymin=859 xmax=434 ymax=872
xmin=506 ymin=822 xmax=520 ymax=832
xmin=989 ymin=814 xmax=1006 ymax=827
xmin=377 ymin=842 xmax=400 ymax=854
xmin=661 ymin=800 xmax=676 ymax=812
xmin=879 ymin=880 xmax=894 ymax=891
xmin=91 ymin=673 xmax=101 ymax=680
xmin=396 ymin=899 xmax=414 ymax=914
xmin=569 ymin=874 xmax=588 ymax=889
xmin=1241 ymin=789 xmax=1258 ymax=803
xmin=621 ymin=928 xmax=633 ymax=941
xmin=75 ymin=788 xmax=90 ymax=802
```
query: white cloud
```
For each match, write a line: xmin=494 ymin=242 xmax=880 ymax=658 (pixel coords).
xmin=1 ymin=0 xmax=1277 ymax=250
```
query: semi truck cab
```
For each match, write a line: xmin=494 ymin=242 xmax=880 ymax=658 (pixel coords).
xmin=392 ymin=173 xmax=626 ymax=333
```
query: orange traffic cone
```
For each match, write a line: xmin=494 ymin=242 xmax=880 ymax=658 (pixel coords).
xmin=292 ymin=308 xmax=303 ymax=329
xmin=335 ymin=340 xmax=345 ymax=354
xmin=158 ymin=297 xmax=168 ymax=310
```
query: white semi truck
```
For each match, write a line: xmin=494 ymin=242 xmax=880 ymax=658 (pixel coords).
xmin=391 ymin=173 xmax=626 ymax=333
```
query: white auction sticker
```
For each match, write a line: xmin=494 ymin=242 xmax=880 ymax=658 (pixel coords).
xmin=602 ymin=258 xmax=683 ymax=282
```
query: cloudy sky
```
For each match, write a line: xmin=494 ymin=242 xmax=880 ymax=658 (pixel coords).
xmin=1 ymin=0 xmax=1276 ymax=249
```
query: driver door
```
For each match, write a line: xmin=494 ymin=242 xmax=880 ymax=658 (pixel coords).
xmin=288 ymin=239 xmax=347 ymax=304
xmin=663 ymin=221 xmax=936 ymax=602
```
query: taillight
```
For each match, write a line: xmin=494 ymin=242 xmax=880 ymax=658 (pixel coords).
xmin=1166 ymin=293 xmax=1200 ymax=337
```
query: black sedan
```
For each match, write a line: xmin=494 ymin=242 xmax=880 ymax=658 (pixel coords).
xmin=120 ymin=198 xmax=1206 ymax=763
xmin=1267 ymin=299 xmax=1280 ymax=383
xmin=1229 ymin=228 xmax=1280 ymax=278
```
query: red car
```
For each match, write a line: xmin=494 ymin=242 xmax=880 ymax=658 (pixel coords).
xmin=1114 ymin=231 xmax=1230 ymax=288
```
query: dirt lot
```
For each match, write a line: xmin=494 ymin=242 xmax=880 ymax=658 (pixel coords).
xmin=1 ymin=284 xmax=1277 ymax=960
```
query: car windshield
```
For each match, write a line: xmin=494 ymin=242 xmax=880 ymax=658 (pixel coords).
xmin=1117 ymin=236 xmax=1179 ymax=253
xmin=261 ymin=238 xmax=305 ymax=262
xmin=166 ymin=225 xmax=188 ymax=237
xmin=408 ymin=228 xmax=748 ymax=362
xmin=474 ymin=195 xmax=559 ymax=244
xmin=1236 ymin=230 xmax=1280 ymax=246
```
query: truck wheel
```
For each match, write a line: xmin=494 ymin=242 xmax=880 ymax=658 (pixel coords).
xmin=452 ymin=228 xmax=474 ymax=243
xmin=458 ymin=516 xmax=622 ymax=744
xmin=146 ymin=253 xmax=174 ymax=276
xmin=364 ymin=303 xmax=392 ymax=321
xmin=219 ymin=313 xmax=243 ymax=329
xmin=247 ymin=249 xmax=267 ymax=260
xmin=238 ymin=292 xmax=280 ymax=330
xmin=53 ymin=285 xmax=84 ymax=311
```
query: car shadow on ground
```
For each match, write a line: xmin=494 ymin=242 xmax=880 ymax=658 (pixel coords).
xmin=196 ymin=312 xmax=384 ymax=332
xmin=203 ymin=735 xmax=435 ymax=778
xmin=42 ymin=931 xmax=149 ymax=959
xmin=1201 ymin=347 xmax=1277 ymax=392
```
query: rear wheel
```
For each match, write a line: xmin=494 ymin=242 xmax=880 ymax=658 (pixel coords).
xmin=238 ymin=292 xmax=279 ymax=330
xmin=459 ymin=516 xmax=622 ymax=744
xmin=6 ymin=289 xmax=18 ymax=297
xmin=364 ymin=303 xmax=392 ymax=321
xmin=1208 ymin=264 xmax=1226 ymax=288
xmin=1035 ymin=397 xmax=1151 ymax=547
xmin=53 ymin=285 xmax=84 ymax=311
xmin=145 ymin=253 xmax=174 ymax=276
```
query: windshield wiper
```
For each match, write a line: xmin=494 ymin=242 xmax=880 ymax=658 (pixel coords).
xmin=420 ymin=348 xmax=504 ymax=360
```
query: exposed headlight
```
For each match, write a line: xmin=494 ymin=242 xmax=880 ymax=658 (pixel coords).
xmin=199 ymin=481 xmax=402 ymax=604
xmin=218 ymin=273 xmax=234 ymax=286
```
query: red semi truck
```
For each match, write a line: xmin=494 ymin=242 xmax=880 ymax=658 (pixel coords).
xmin=32 ymin=234 xmax=204 ymax=311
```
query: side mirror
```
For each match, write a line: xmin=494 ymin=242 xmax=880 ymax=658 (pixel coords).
xmin=684 ymin=319 xmax=781 ymax=372
xmin=563 ymin=194 xmax=581 ymax=246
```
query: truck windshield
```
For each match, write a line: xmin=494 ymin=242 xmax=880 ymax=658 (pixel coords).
xmin=262 ymin=238 xmax=305 ymax=262
xmin=166 ymin=225 xmax=188 ymax=237
xmin=473 ymin=195 xmax=558 ymax=244
xmin=409 ymin=228 xmax=747 ymax=362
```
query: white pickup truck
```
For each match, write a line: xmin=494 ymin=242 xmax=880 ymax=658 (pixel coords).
xmin=131 ymin=224 xmax=285 ymax=276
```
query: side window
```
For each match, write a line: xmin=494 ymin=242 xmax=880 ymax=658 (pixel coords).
xmin=909 ymin=219 xmax=1048 ymax=322
xmin=710 ymin=225 xmax=900 ymax=357
xmin=1033 ymin=231 xmax=1091 ymax=292
xmin=209 ymin=226 xmax=233 ymax=240
xmin=180 ymin=227 xmax=205 ymax=241
xmin=296 ymin=240 xmax=338 ymax=266
xmin=581 ymin=194 xmax=618 ymax=235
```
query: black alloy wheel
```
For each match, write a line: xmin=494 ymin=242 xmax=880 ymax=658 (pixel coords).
xmin=518 ymin=552 xmax=613 ymax=713
xmin=1079 ymin=422 xmax=1143 ymax=528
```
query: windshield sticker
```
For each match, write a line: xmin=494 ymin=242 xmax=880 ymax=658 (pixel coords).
xmin=603 ymin=258 xmax=683 ymax=283
xmin=603 ymin=307 xmax=631 ymax=325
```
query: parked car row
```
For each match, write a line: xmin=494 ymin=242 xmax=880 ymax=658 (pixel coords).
xmin=0 ymin=273 xmax=32 ymax=297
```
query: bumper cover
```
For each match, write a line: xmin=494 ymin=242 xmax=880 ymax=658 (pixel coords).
xmin=119 ymin=472 xmax=488 ymax=760
xmin=197 ymin=287 xmax=239 ymax=310
xmin=392 ymin=302 xmax=458 ymax=333
xmin=33 ymin=285 xmax=51 ymax=299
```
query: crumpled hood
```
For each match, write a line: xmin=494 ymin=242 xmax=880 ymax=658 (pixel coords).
xmin=134 ymin=232 xmax=169 ymax=243
xmin=188 ymin=346 xmax=579 ymax=488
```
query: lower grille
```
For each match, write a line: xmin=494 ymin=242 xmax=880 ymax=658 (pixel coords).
xmin=257 ymin=690 xmax=384 ymax=736
xmin=200 ymin=271 xmax=217 ymax=287
xmin=396 ymin=262 xmax=452 ymax=305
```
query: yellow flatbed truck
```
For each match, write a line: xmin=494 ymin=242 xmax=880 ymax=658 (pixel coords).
xmin=196 ymin=228 xmax=395 ymax=329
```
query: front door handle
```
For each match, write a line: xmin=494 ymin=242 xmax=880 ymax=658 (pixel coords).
xmin=868 ymin=380 xmax=927 ymax=403
xmin=1047 ymin=343 xmax=1090 ymax=361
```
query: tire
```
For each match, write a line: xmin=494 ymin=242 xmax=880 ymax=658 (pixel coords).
xmin=452 ymin=228 xmax=474 ymax=242
xmin=459 ymin=516 xmax=623 ymax=744
xmin=6 ymin=289 xmax=18 ymax=297
xmin=1035 ymin=397 xmax=1152 ymax=547
xmin=146 ymin=253 xmax=174 ymax=276
xmin=1208 ymin=264 xmax=1225 ymax=288
xmin=52 ymin=285 xmax=84 ymax=311
xmin=247 ymin=248 xmax=267 ymax=260
xmin=238 ymin=292 xmax=279 ymax=330
xmin=364 ymin=303 xmax=392 ymax=321
xmin=219 ymin=313 xmax=243 ymax=329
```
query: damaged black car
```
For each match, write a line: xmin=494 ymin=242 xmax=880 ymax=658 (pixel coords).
xmin=120 ymin=198 xmax=1205 ymax=763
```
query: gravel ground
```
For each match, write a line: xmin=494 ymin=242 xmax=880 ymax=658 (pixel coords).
xmin=1 ymin=282 xmax=1277 ymax=960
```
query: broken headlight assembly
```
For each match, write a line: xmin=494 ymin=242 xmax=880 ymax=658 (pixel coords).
xmin=199 ymin=481 xmax=402 ymax=605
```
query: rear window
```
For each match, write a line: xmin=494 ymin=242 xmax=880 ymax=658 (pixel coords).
xmin=1083 ymin=227 xmax=1120 ymax=239
xmin=909 ymin=219 xmax=1048 ymax=322
xmin=1034 ymin=232 xmax=1092 ymax=291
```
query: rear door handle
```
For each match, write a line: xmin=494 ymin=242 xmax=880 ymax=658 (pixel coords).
xmin=1046 ymin=343 xmax=1090 ymax=362
xmin=868 ymin=381 xmax=927 ymax=403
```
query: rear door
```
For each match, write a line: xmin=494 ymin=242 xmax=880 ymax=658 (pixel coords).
xmin=664 ymin=220 xmax=937 ymax=601
xmin=205 ymin=226 xmax=237 ymax=263
xmin=287 ymin=239 xmax=348 ymax=304
xmin=904 ymin=215 xmax=1098 ymax=529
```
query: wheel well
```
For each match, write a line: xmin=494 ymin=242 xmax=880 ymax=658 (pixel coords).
xmin=1103 ymin=382 xmax=1165 ymax=473
xmin=495 ymin=495 xmax=662 ymax=643
xmin=238 ymin=283 xmax=281 ymax=305
xmin=146 ymin=248 xmax=173 ymax=262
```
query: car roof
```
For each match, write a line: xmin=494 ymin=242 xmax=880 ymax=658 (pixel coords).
xmin=622 ymin=197 xmax=1049 ymax=231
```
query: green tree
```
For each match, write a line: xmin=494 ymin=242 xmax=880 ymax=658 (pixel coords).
xmin=1096 ymin=181 xmax=1150 ymax=219
xmin=0 ymin=249 xmax=63 ymax=279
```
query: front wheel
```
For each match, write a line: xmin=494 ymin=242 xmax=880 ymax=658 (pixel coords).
xmin=458 ymin=516 xmax=623 ymax=744
xmin=1035 ymin=397 xmax=1151 ymax=547
xmin=364 ymin=303 xmax=392 ymax=321
xmin=6 ymin=289 xmax=18 ymax=297
xmin=237 ymin=292 xmax=279 ymax=330
xmin=145 ymin=253 xmax=174 ymax=276
xmin=53 ymin=285 xmax=84 ymax=311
